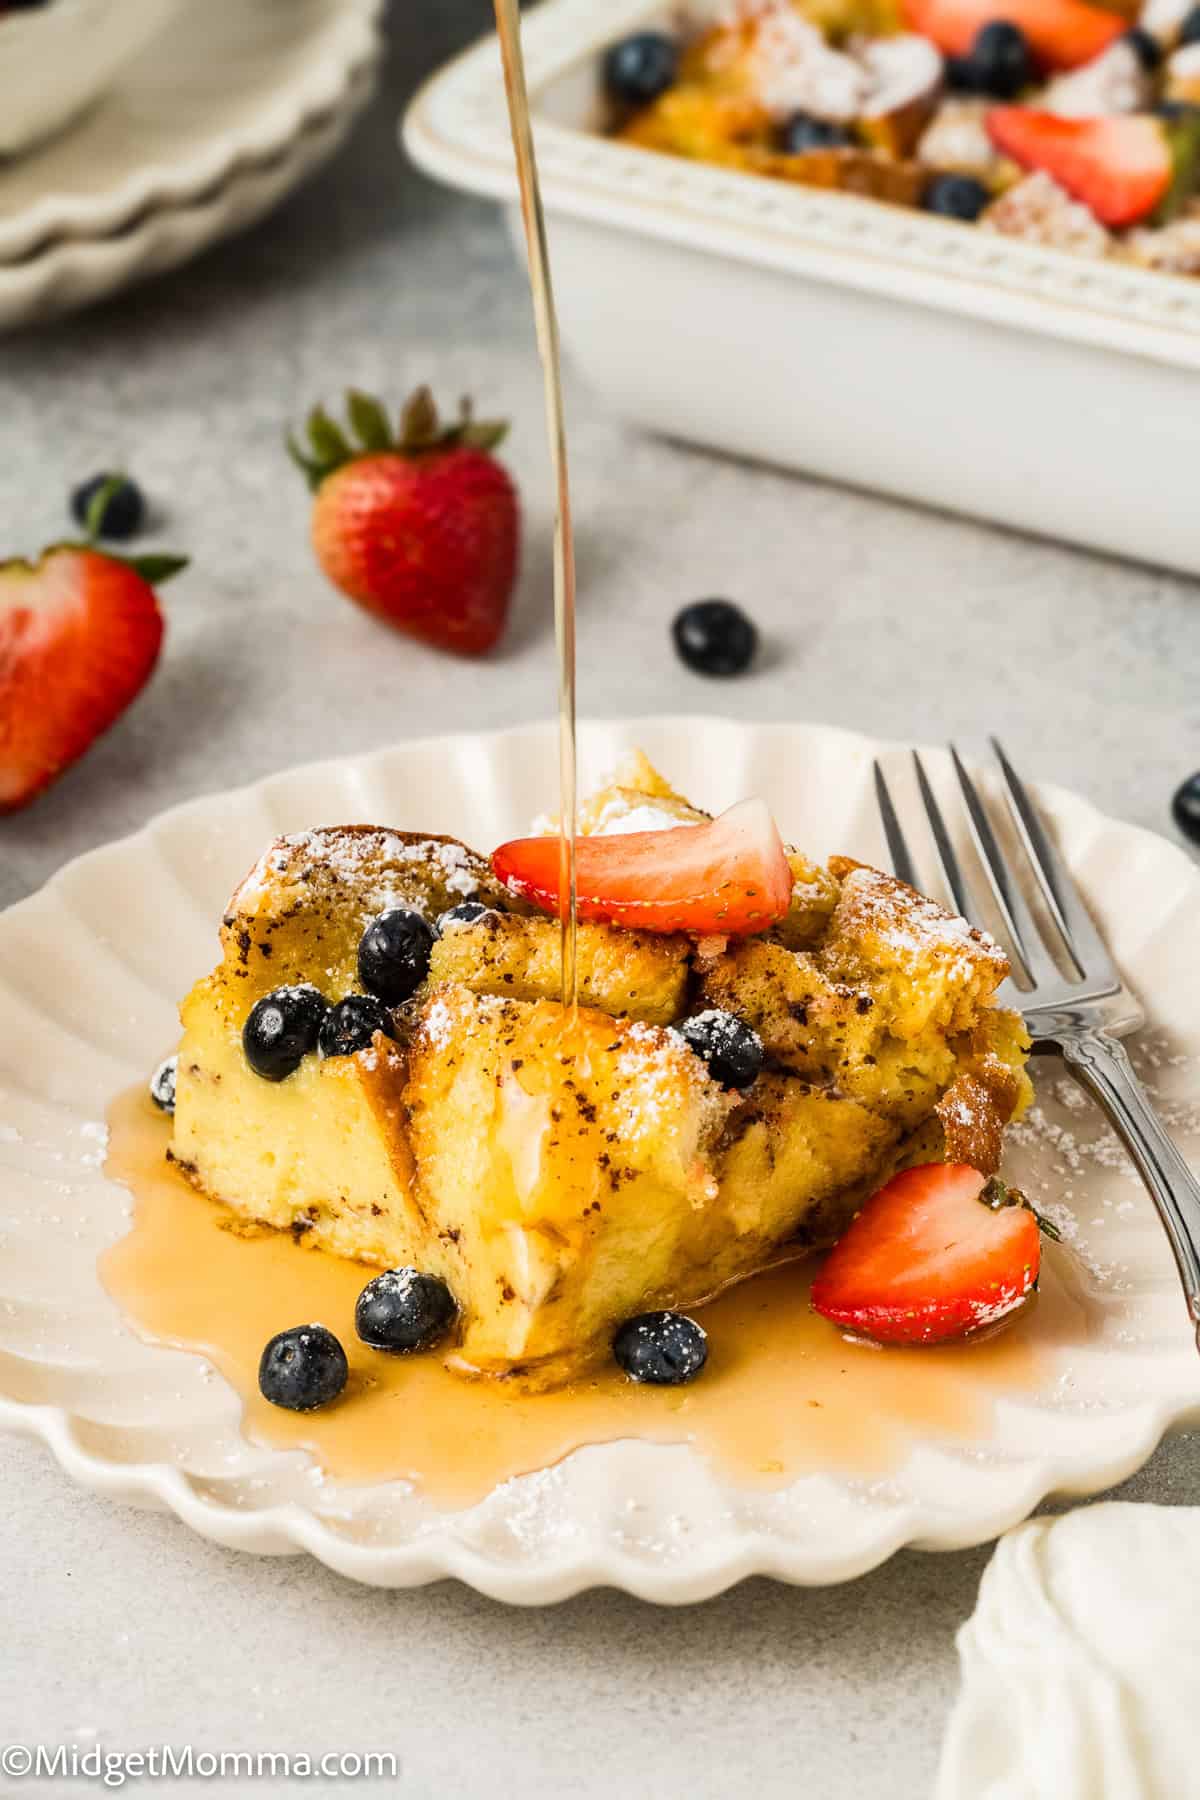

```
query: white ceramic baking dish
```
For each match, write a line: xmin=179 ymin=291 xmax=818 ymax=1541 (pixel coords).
xmin=404 ymin=0 xmax=1200 ymax=575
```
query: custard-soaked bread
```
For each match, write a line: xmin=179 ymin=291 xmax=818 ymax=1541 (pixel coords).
xmin=174 ymin=826 xmax=514 ymax=1276
xmin=173 ymin=1017 xmax=420 ymax=1270
xmin=428 ymin=911 xmax=689 ymax=1026
xmin=406 ymin=991 xmax=900 ymax=1383
xmin=405 ymin=990 xmax=734 ymax=1381
xmin=172 ymin=760 xmax=1031 ymax=1385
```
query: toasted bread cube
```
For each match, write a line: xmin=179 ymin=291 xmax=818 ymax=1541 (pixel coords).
xmin=695 ymin=936 xmax=877 ymax=1080
xmin=428 ymin=912 xmax=690 ymax=1025
xmin=822 ymin=860 xmax=1009 ymax=1038
xmin=714 ymin=1072 xmax=899 ymax=1243
xmin=223 ymin=826 xmax=517 ymax=997
xmin=776 ymin=851 xmax=842 ymax=949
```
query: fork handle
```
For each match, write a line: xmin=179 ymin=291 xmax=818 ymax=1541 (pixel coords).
xmin=1060 ymin=1031 xmax=1200 ymax=1344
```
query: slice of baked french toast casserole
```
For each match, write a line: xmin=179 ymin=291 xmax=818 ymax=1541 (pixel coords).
xmin=171 ymin=753 xmax=1030 ymax=1388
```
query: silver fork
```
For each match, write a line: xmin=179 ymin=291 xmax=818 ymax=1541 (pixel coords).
xmin=874 ymin=738 xmax=1200 ymax=1351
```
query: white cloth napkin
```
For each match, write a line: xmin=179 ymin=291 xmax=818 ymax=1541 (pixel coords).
xmin=936 ymin=1503 xmax=1200 ymax=1800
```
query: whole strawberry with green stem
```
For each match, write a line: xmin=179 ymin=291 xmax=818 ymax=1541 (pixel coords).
xmin=289 ymin=386 xmax=520 ymax=656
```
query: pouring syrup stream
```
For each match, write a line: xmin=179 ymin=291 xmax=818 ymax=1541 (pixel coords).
xmin=493 ymin=0 xmax=578 ymax=1012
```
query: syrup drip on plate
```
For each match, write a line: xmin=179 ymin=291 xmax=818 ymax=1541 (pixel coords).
xmin=494 ymin=0 xmax=579 ymax=1015
xmin=101 ymin=1092 xmax=1082 ymax=1508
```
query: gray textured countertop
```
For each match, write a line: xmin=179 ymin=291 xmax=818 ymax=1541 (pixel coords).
xmin=3 ymin=4 xmax=1199 ymax=1795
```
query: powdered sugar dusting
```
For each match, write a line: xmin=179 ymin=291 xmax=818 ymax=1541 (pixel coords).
xmin=612 ymin=1019 xmax=729 ymax=1164
xmin=234 ymin=828 xmax=484 ymax=911
xmin=420 ymin=994 xmax=456 ymax=1050
xmin=1128 ymin=202 xmax=1200 ymax=276
xmin=917 ymin=99 xmax=996 ymax=174
xmin=1002 ymin=1032 xmax=1199 ymax=1285
xmin=745 ymin=2 xmax=870 ymax=121
xmin=982 ymin=173 xmax=1111 ymax=258
xmin=837 ymin=865 xmax=1006 ymax=984
xmin=1043 ymin=41 xmax=1151 ymax=117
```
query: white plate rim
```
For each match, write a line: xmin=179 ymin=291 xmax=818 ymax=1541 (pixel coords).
xmin=2 ymin=714 xmax=1198 ymax=1603
xmin=0 ymin=0 xmax=384 ymax=265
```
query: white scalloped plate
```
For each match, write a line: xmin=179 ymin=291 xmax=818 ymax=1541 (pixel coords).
xmin=0 ymin=0 xmax=383 ymax=265
xmin=2 ymin=718 xmax=1198 ymax=1601
xmin=0 ymin=64 xmax=377 ymax=331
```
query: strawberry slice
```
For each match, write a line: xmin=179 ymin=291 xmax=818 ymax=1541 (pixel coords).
xmin=811 ymin=1163 xmax=1042 ymax=1346
xmin=904 ymin=0 xmax=1123 ymax=69
xmin=986 ymin=109 xmax=1189 ymax=227
xmin=0 ymin=546 xmax=180 ymax=813
xmin=490 ymin=798 xmax=793 ymax=936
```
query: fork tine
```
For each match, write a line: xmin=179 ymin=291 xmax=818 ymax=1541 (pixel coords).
xmin=873 ymin=761 xmax=919 ymax=888
xmin=949 ymin=745 xmax=1063 ymax=989
xmin=989 ymin=737 xmax=1117 ymax=987
xmin=911 ymin=751 xmax=975 ymax=923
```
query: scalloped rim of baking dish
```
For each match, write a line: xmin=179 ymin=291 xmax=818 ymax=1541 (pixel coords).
xmin=402 ymin=0 xmax=1200 ymax=371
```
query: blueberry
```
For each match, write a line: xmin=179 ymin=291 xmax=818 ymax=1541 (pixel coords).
xmin=357 ymin=907 xmax=436 ymax=1005
xmin=604 ymin=31 xmax=679 ymax=106
xmin=318 ymin=993 xmax=395 ymax=1059
xmin=956 ymin=20 xmax=1031 ymax=96
xmin=258 ymin=1324 xmax=348 ymax=1411
xmin=70 ymin=472 xmax=145 ymax=541
xmin=780 ymin=112 xmax=853 ymax=153
xmin=945 ymin=54 xmax=978 ymax=89
xmin=678 ymin=1010 xmax=764 ymax=1090
xmin=1181 ymin=5 xmax=1200 ymax=44
xmin=672 ymin=599 xmax=758 ymax=677
xmin=613 ymin=1311 xmax=708 ymax=1385
xmin=149 ymin=1054 xmax=177 ymax=1114
xmin=242 ymin=985 xmax=328 ymax=1081
xmin=922 ymin=173 xmax=991 ymax=221
xmin=436 ymin=899 xmax=498 ymax=930
xmin=1123 ymin=24 xmax=1162 ymax=68
xmin=1173 ymin=772 xmax=1200 ymax=845
xmin=355 ymin=1268 xmax=457 ymax=1354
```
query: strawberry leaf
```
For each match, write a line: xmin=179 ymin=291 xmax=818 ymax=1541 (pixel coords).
xmin=127 ymin=553 xmax=189 ymax=586
xmin=346 ymin=389 xmax=393 ymax=453
xmin=288 ymin=385 xmax=511 ymax=489
xmin=46 ymin=541 xmax=189 ymax=586
xmin=398 ymin=385 xmax=441 ymax=450
xmin=459 ymin=420 xmax=509 ymax=452
xmin=306 ymin=406 xmax=352 ymax=468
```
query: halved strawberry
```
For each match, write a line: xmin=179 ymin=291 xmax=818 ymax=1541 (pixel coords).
xmin=904 ymin=0 xmax=1123 ymax=69
xmin=986 ymin=108 xmax=1193 ymax=227
xmin=811 ymin=1163 xmax=1042 ymax=1346
xmin=0 ymin=546 xmax=182 ymax=813
xmin=490 ymin=798 xmax=793 ymax=936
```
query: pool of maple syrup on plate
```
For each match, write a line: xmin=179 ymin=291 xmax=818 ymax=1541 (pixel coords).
xmin=99 ymin=3 xmax=1082 ymax=1509
xmin=101 ymin=1090 xmax=1084 ymax=1508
